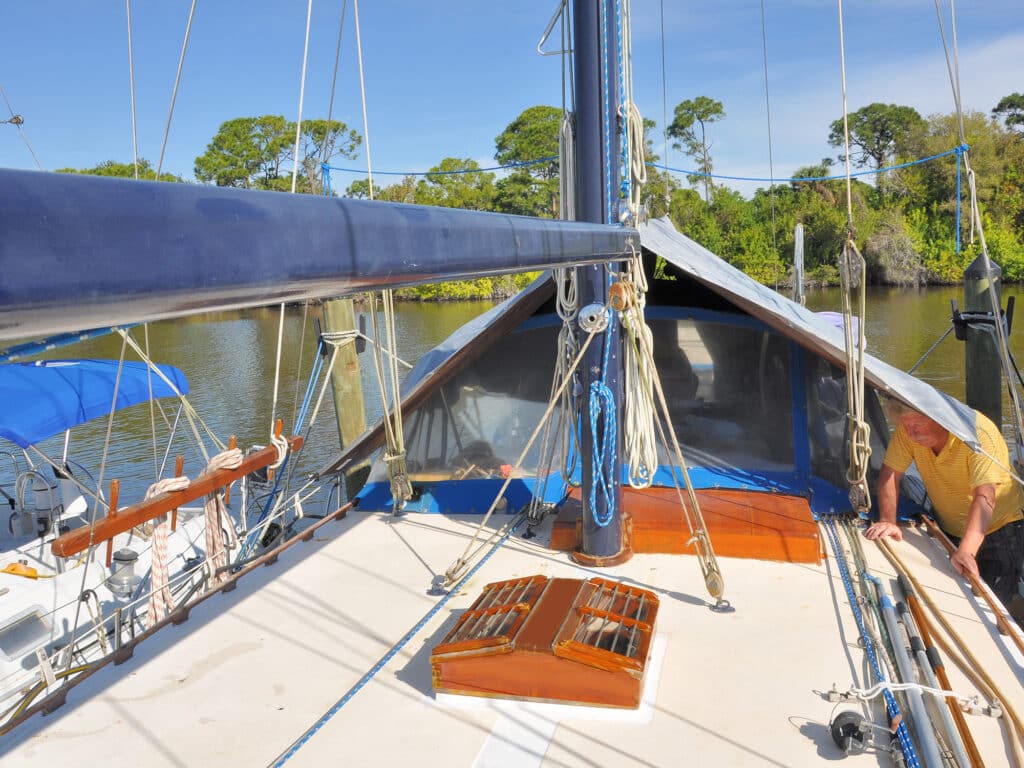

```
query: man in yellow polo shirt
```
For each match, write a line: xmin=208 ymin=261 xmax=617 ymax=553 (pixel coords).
xmin=865 ymin=402 xmax=1024 ymax=607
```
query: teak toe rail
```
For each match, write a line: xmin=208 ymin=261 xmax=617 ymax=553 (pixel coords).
xmin=50 ymin=436 xmax=303 ymax=558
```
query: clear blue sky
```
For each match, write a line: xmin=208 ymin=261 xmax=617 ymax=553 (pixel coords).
xmin=1 ymin=1 xmax=1020 ymax=196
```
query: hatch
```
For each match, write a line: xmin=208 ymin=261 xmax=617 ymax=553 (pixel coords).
xmin=431 ymin=575 xmax=659 ymax=708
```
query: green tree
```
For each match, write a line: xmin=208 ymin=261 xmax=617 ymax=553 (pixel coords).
xmin=494 ymin=105 xmax=562 ymax=217
xmin=993 ymin=93 xmax=1024 ymax=135
xmin=194 ymin=115 xmax=360 ymax=193
xmin=667 ymin=96 xmax=725 ymax=203
xmin=640 ymin=117 xmax=680 ymax=220
xmin=827 ymin=103 xmax=924 ymax=196
xmin=416 ymin=158 xmax=496 ymax=211
xmin=55 ymin=158 xmax=181 ymax=182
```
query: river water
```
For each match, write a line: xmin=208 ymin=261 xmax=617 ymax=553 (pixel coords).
xmin=4 ymin=285 xmax=1022 ymax=507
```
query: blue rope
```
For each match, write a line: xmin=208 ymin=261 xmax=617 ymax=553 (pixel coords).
xmin=600 ymin=0 xmax=613 ymax=223
xmin=0 ymin=324 xmax=139 ymax=363
xmin=615 ymin=0 xmax=629 ymax=207
xmin=821 ymin=517 xmax=921 ymax=768
xmin=588 ymin=308 xmax=617 ymax=528
xmin=955 ymin=146 xmax=963 ymax=254
xmin=270 ymin=518 xmax=524 ymax=767
xmin=648 ymin=144 xmax=967 ymax=184
xmin=319 ymin=146 xmax=969 ymax=195
xmin=320 ymin=156 xmax=557 ymax=178
xmin=294 ymin=341 xmax=326 ymax=434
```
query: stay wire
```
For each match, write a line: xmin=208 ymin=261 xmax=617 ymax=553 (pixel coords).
xmin=759 ymin=0 xmax=778 ymax=256
xmin=0 ymin=82 xmax=43 ymax=170
xmin=321 ymin=0 xmax=349 ymax=191
xmin=289 ymin=0 xmax=315 ymax=195
xmin=125 ymin=0 xmax=139 ymax=179
xmin=155 ymin=0 xmax=197 ymax=180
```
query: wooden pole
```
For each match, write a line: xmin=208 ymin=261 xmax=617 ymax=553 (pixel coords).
xmin=171 ymin=455 xmax=184 ymax=531
xmin=105 ymin=479 xmax=119 ymax=568
xmin=224 ymin=435 xmax=237 ymax=505
xmin=323 ymin=298 xmax=369 ymax=498
xmin=963 ymin=255 xmax=1003 ymax=429
xmin=900 ymin=580 xmax=984 ymax=768
xmin=921 ymin=515 xmax=1024 ymax=655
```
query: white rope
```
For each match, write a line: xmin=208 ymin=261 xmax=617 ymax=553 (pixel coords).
xmin=323 ymin=329 xmax=414 ymax=369
xmin=619 ymin=0 xmax=645 ymax=223
xmin=145 ymin=475 xmax=190 ymax=627
xmin=155 ymin=0 xmax=197 ymax=180
xmin=621 ymin=250 xmax=657 ymax=488
xmin=289 ymin=0 xmax=315 ymax=194
xmin=847 ymin=681 xmax=975 ymax=708
xmin=368 ymin=292 xmax=411 ymax=510
xmin=200 ymin=449 xmax=243 ymax=586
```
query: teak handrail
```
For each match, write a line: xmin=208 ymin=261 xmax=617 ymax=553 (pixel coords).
xmin=51 ymin=436 xmax=303 ymax=558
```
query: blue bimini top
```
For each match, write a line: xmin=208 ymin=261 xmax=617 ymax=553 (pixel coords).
xmin=0 ymin=359 xmax=189 ymax=448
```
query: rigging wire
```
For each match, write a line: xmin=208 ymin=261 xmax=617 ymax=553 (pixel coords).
xmin=659 ymin=0 xmax=668 ymax=179
xmin=289 ymin=0 xmax=315 ymax=194
xmin=933 ymin=0 xmax=1024 ymax=469
xmin=758 ymin=0 xmax=778 ymax=256
xmin=125 ymin=0 xmax=140 ymax=179
xmin=320 ymin=0 xmax=349 ymax=192
xmin=63 ymin=334 xmax=130 ymax=673
xmin=835 ymin=0 xmax=872 ymax=515
xmin=155 ymin=0 xmax=197 ymax=180
xmin=0 ymin=82 xmax=43 ymax=171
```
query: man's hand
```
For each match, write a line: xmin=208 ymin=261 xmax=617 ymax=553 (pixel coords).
xmin=864 ymin=521 xmax=903 ymax=541
xmin=950 ymin=545 xmax=980 ymax=579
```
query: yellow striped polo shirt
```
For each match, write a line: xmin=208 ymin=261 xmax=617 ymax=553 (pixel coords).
xmin=883 ymin=409 xmax=1023 ymax=538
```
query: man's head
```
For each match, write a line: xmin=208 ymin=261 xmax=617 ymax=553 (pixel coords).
xmin=885 ymin=399 xmax=949 ymax=451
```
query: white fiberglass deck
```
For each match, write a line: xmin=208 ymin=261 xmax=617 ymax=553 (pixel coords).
xmin=3 ymin=510 xmax=1022 ymax=767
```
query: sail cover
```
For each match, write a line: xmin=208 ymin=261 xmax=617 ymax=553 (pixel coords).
xmin=639 ymin=217 xmax=980 ymax=449
xmin=0 ymin=359 xmax=189 ymax=448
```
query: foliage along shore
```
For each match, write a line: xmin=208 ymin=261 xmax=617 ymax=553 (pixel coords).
xmin=58 ymin=94 xmax=1024 ymax=300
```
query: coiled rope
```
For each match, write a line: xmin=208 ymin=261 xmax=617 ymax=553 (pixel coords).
xmin=146 ymin=475 xmax=191 ymax=627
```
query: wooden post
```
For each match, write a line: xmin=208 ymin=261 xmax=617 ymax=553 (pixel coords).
xmin=224 ymin=435 xmax=237 ymax=505
xmin=105 ymin=479 xmax=119 ymax=568
xmin=323 ymin=298 xmax=369 ymax=499
xmin=171 ymin=455 xmax=184 ymax=531
xmin=963 ymin=255 xmax=1002 ymax=429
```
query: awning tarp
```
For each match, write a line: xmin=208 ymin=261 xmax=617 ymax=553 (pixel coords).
xmin=0 ymin=359 xmax=189 ymax=448
xmin=639 ymin=217 xmax=979 ymax=447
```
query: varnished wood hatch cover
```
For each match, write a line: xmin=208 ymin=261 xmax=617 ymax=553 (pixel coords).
xmin=431 ymin=575 xmax=659 ymax=708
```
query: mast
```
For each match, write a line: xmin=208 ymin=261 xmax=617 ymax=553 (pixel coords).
xmin=572 ymin=0 xmax=628 ymax=563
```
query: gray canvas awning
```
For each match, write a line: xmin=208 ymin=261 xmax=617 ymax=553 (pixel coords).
xmin=639 ymin=217 xmax=979 ymax=448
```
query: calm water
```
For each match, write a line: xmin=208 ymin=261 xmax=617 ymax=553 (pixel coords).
xmin=3 ymin=286 xmax=1020 ymax=506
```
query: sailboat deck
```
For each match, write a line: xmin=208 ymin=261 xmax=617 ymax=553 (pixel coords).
xmin=4 ymin=510 xmax=1022 ymax=767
